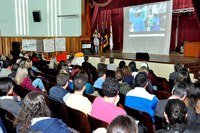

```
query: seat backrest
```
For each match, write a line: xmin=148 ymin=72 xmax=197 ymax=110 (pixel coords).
xmin=118 ymin=92 xmax=125 ymax=105
xmin=66 ymin=105 xmax=91 ymax=133
xmin=106 ymin=70 xmax=115 ymax=77
xmin=94 ymin=87 xmax=104 ymax=97
xmin=84 ymin=94 xmax=97 ymax=103
xmin=0 ymin=108 xmax=16 ymax=133
xmin=124 ymin=106 xmax=154 ymax=133
xmin=48 ymin=97 xmax=69 ymax=125
xmin=153 ymin=90 xmax=171 ymax=100
xmin=88 ymin=115 xmax=108 ymax=131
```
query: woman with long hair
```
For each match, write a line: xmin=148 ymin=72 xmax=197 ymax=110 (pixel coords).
xmin=14 ymin=91 xmax=71 ymax=133
xmin=15 ymin=66 xmax=45 ymax=91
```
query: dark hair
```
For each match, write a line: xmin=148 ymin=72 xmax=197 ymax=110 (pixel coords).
xmin=73 ymin=74 xmax=87 ymax=91
xmin=188 ymin=83 xmax=200 ymax=108
xmin=12 ymin=63 xmax=20 ymax=71
xmin=0 ymin=77 xmax=13 ymax=96
xmin=172 ymin=81 xmax=189 ymax=98
xmin=174 ymin=62 xmax=182 ymax=72
xmin=107 ymin=115 xmax=138 ymax=133
xmin=129 ymin=61 xmax=137 ymax=72
xmin=61 ymin=63 xmax=69 ymax=72
xmin=84 ymin=56 xmax=89 ymax=62
xmin=135 ymin=72 xmax=148 ymax=87
xmin=71 ymin=65 xmax=81 ymax=79
xmin=115 ymin=69 xmax=124 ymax=81
xmin=119 ymin=61 xmax=126 ymax=69
xmin=14 ymin=91 xmax=51 ymax=132
xmin=77 ymin=70 xmax=89 ymax=81
xmin=56 ymin=73 xmax=70 ymax=86
xmin=109 ymin=57 xmax=114 ymax=64
xmin=102 ymin=77 xmax=120 ymax=97
xmin=165 ymin=99 xmax=187 ymax=132
xmin=98 ymin=70 xmax=106 ymax=78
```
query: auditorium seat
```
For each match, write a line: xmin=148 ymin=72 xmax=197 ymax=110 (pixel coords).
xmin=66 ymin=105 xmax=91 ymax=133
xmin=13 ymin=84 xmax=31 ymax=98
xmin=84 ymin=94 xmax=97 ymax=103
xmin=106 ymin=70 xmax=115 ymax=77
xmin=0 ymin=108 xmax=16 ymax=133
xmin=94 ymin=87 xmax=104 ymax=97
xmin=88 ymin=115 xmax=108 ymax=131
xmin=155 ymin=115 xmax=167 ymax=131
xmin=118 ymin=92 xmax=125 ymax=105
xmin=153 ymin=90 xmax=171 ymax=100
xmin=124 ymin=106 xmax=154 ymax=133
xmin=48 ymin=97 xmax=69 ymax=125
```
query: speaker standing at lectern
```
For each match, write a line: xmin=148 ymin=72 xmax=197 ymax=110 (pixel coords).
xmin=93 ymin=29 xmax=101 ymax=54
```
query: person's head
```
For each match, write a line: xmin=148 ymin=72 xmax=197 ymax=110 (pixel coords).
xmin=12 ymin=63 xmax=20 ymax=71
xmin=140 ymin=62 xmax=149 ymax=69
xmin=119 ymin=61 xmax=126 ymax=69
xmin=135 ymin=72 xmax=148 ymax=88
xmin=25 ymin=59 xmax=33 ymax=69
xmin=84 ymin=55 xmax=89 ymax=62
xmin=171 ymin=81 xmax=189 ymax=101
xmin=73 ymin=74 xmax=87 ymax=92
xmin=71 ymin=65 xmax=81 ymax=79
xmin=100 ymin=56 xmax=106 ymax=63
xmin=115 ymin=69 xmax=124 ymax=82
xmin=23 ymin=52 xmax=29 ymax=59
xmin=174 ymin=62 xmax=183 ymax=72
xmin=15 ymin=66 xmax=28 ymax=85
xmin=14 ymin=91 xmax=51 ymax=132
xmin=129 ymin=61 xmax=137 ymax=72
xmin=61 ymin=63 xmax=69 ymax=73
xmin=98 ymin=70 xmax=106 ymax=79
xmin=122 ymin=66 xmax=132 ymax=76
xmin=178 ymin=67 xmax=191 ymax=84
xmin=56 ymin=73 xmax=70 ymax=88
xmin=138 ymin=66 xmax=149 ymax=74
xmin=109 ymin=57 xmax=114 ymax=64
xmin=77 ymin=70 xmax=89 ymax=82
xmin=107 ymin=115 xmax=138 ymax=133
xmin=102 ymin=77 xmax=120 ymax=97
xmin=164 ymin=99 xmax=187 ymax=130
xmin=0 ymin=77 xmax=14 ymax=96
xmin=188 ymin=83 xmax=200 ymax=109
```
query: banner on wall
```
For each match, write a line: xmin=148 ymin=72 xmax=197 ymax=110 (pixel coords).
xmin=22 ymin=39 xmax=37 ymax=51
xmin=43 ymin=39 xmax=55 ymax=52
xmin=55 ymin=38 xmax=66 ymax=51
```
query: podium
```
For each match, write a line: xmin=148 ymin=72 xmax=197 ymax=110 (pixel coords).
xmin=184 ymin=42 xmax=200 ymax=58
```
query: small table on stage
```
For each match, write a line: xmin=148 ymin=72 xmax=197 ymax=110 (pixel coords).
xmin=184 ymin=42 xmax=200 ymax=58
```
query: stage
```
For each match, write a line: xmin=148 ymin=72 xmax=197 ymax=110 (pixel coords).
xmin=88 ymin=51 xmax=200 ymax=65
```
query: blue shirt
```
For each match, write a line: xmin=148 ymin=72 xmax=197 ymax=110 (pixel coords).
xmin=93 ymin=78 xmax=105 ymax=89
xmin=49 ymin=85 xmax=69 ymax=103
xmin=125 ymin=87 xmax=158 ymax=123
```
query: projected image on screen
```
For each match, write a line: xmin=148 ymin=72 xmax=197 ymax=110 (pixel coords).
xmin=129 ymin=2 xmax=167 ymax=32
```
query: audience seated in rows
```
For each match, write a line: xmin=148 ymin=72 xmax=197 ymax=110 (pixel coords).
xmin=63 ymin=72 xmax=92 ymax=114
xmin=8 ymin=63 xmax=19 ymax=80
xmin=0 ymin=77 xmax=21 ymax=117
xmin=107 ymin=57 xmax=117 ymax=72
xmin=169 ymin=62 xmax=183 ymax=86
xmin=97 ymin=56 xmax=107 ymax=71
xmin=91 ymin=77 xmax=126 ymax=123
xmin=0 ymin=55 xmax=12 ymax=78
xmin=125 ymin=72 xmax=158 ymax=123
xmin=93 ymin=70 xmax=106 ymax=89
xmin=49 ymin=72 xmax=70 ymax=103
xmin=82 ymin=55 xmax=97 ymax=77
xmin=115 ymin=69 xmax=132 ymax=96
xmin=15 ymin=66 xmax=45 ymax=92
xmin=25 ymin=59 xmax=38 ymax=80
xmin=14 ymin=91 xmax=71 ymax=133
xmin=155 ymin=81 xmax=196 ymax=128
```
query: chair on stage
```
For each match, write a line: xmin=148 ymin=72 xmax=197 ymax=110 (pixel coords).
xmin=88 ymin=115 xmax=108 ymax=131
xmin=124 ymin=106 xmax=154 ymax=133
xmin=47 ymin=97 xmax=69 ymax=125
xmin=66 ymin=105 xmax=91 ymax=133
xmin=0 ymin=108 xmax=16 ymax=133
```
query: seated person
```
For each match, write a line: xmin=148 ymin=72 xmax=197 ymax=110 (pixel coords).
xmin=97 ymin=56 xmax=107 ymax=71
xmin=14 ymin=91 xmax=71 ymax=133
xmin=115 ymin=69 xmax=132 ymax=96
xmin=91 ymin=77 xmax=126 ymax=123
xmin=0 ymin=77 xmax=21 ymax=117
xmin=125 ymin=72 xmax=158 ymax=123
xmin=93 ymin=70 xmax=106 ymax=89
xmin=107 ymin=57 xmax=117 ymax=71
xmin=169 ymin=62 xmax=183 ymax=86
xmin=63 ymin=73 xmax=92 ymax=114
xmin=122 ymin=65 xmax=134 ymax=87
xmin=49 ymin=72 xmax=70 ymax=103
xmin=156 ymin=99 xmax=189 ymax=133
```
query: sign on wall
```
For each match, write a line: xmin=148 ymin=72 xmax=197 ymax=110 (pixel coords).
xmin=22 ymin=39 xmax=37 ymax=51
xmin=55 ymin=38 xmax=66 ymax=51
xmin=43 ymin=39 xmax=55 ymax=52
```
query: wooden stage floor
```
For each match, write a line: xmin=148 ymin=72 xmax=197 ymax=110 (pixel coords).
xmin=87 ymin=51 xmax=200 ymax=65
